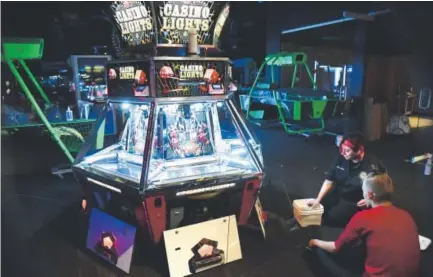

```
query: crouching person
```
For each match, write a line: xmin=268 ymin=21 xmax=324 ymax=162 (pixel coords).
xmin=308 ymin=171 xmax=420 ymax=277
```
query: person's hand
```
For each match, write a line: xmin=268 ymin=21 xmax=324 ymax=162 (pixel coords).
xmin=357 ymin=199 xmax=368 ymax=208
xmin=335 ymin=135 xmax=343 ymax=147
xmin=81 ymin=199 xmax=87 ymax=211
xmin=306 ymin=198 xmax=320 ymax=208
xmin=308 ymin=239 xmax=317 ymax=248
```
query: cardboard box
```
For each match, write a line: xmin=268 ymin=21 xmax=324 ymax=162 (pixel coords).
xmin=293 ymin=199 xmax=324 ymax=227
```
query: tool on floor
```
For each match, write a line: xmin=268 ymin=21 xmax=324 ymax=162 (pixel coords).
xmin=51 ymin=164 xmax=73 ymax=179
xmin=424 ymin=154 xmax=432 ymax=176
xmin=405 ymin=153 xmax=432 ymax=176
xmin=419 ymin=235 xmax=431 ymax=251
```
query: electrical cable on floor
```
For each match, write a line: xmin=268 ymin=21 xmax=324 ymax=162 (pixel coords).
xmin=224 ymin=192 xmax=233 ymax=265
xmin=15 ymin=194 xmax=63 ymax=202
xmin=281 ymin=180 xmax=293 ymax=211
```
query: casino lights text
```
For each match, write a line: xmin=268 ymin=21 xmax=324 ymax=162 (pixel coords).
xmin=119 ymin=66 xmax=135 ymax=79
xmin=179 ymin=65 xmax=204 ymax=79
xmin=115 ymin=5 xmax=153 ymax=35
xmin=162 ymin=3 xmax=211 ymax=32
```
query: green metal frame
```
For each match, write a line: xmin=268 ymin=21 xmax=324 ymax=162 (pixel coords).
xmin=246 ymin=52 xmax=332 ymax=136
xmin=1 ymin=38 xmax=74 ymax=163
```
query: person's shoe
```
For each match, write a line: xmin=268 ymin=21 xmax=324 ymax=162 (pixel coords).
xmin=279 ymin=217 xmax=300 ymax=232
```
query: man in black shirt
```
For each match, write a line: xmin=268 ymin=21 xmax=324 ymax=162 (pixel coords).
xmin=307 ymin=133 xmax=384 ymax=227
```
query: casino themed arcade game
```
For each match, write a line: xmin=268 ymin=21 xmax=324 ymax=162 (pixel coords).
xmin=74 ymin=2 xmax=264 ymax=274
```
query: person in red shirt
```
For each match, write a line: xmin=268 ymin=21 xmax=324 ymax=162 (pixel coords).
xmin=308 ymin=171 xmax=420 ymax=277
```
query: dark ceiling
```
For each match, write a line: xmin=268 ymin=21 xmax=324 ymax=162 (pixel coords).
xmin=279 ymin=2 xmax=433 ymax=55
xmin=1 ymin=1 xmax=266 ymax=61
xmin=2 ymin=2 xmax=433 ymax=60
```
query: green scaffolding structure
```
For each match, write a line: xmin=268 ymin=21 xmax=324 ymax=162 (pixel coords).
xmin=245 ymin=52 xmax=337 ymax=136
xmin=1 ymin=38 xmax=94 ymax=164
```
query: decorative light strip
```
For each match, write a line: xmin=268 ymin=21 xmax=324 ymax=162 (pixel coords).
xmin=281 ymin=9 xmax=392 ymax=35
xmin=87 ymin=177 xmax=122 ymax=193
xmin=281 ymin=18 xmax=354 ymax=35
xmin=176 ymin=183 xmax=236 ymax=196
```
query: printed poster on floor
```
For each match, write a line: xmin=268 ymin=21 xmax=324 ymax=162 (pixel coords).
xmin=86 ymin=208 xmax=137 ymax=273
xmin=164 ymin=215 xmax=242 ymax=277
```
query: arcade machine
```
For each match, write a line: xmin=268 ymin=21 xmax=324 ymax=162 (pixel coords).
xmin=1 ymin=38 xmax=95 ymax=165
xmin=232 ymin=58 xmax=258 ymax=89
xmin=244 ymin=52 xmax=338 ymax=137
xmin=74 ymin=2 xmax=264 ymax=275
xmin=313 ymin=61 xmax=353 ymax=101
xmin=232 ymin=58 xmax=259 ymax=111
xmin=67 ymin=55 xmax=117 ymax=136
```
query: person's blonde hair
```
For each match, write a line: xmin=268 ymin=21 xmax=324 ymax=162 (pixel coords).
xmin=363 ymin=172 xmax=394 ymax=202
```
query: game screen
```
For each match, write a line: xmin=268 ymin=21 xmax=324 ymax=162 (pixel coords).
xmin=106 ymin=61 xmax=151 ymax=98
xmin=155 ymin=60 xmax=226 ymax=97
xmin=86 ymin=208 xmax=136 ymax=273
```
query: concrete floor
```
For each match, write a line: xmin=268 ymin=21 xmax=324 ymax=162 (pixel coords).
xmin=2 ymin=118 xmax=433 ymax=277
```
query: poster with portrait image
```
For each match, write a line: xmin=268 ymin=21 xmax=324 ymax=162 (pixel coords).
xmin=254 ymin=196 xmax=267 ymax=240
xmin=164 ymin=215 xmax=242 ymax=277
xmin=86 ymin=208 xmax=137 ymax=273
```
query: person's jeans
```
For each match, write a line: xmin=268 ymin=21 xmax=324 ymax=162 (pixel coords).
xmin=321 ymin=190 xmax=359 ymax=228
xmin=304 ymin=245 xmax=365 ymax=277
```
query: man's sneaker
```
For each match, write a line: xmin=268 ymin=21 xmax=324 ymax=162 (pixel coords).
xmin=279 ymin=217 xmax=300 ymax=232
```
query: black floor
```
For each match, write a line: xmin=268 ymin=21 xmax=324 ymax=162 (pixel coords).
xmin=2 ymin=119 xmax=433 ymax=277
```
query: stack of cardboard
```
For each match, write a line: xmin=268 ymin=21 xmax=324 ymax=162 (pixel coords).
xmin=364 ymin=98 xmax=389 ymax=141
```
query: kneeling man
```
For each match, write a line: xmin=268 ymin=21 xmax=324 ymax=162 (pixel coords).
xmin=308 ymin=171 xmax=420 ymax=277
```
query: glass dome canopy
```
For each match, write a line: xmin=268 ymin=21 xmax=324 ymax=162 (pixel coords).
xmin=74 ymin=97 xmax=263 ymax=192
xmin=73 ymin=56 xmax=264 ymax=194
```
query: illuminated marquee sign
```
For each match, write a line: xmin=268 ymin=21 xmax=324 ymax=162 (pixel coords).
xmin=156 ymin=1 xmax=223 ymax=45
xmin=111 ymin=1 xmax=154 ymax=46
xmin=115 ymin=5 xmax=152 ymax=33
xmin=160 ymin=2 xmax=211 ymax=32
xmin=213 ymin=3 xmax=230 ymax=48
xmin=111 ymin=1 xmax=230 ymax=47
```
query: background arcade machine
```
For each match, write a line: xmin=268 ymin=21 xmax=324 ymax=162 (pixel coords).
xmin=74 ymin=1 xmax=265 ymax=275
xmin=313 ymin=61 xmax=355 ymax=133
xmin=1 ymin=38 xmax=96 ymax=169
xmin=244 ymin=52 xmax=339 ymax=138
xmin=232 ymin=58 xmax=258 ymax=90
xmin=313 ymin=61 xmax=353 ymax=102
xmin=232 ymin=57 xmax=259 ymax=110
xmin=67 ymin=55 xmax=117 ymax=136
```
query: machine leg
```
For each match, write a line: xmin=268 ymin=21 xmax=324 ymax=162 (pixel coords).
xmin=239 ymin=179 xmax=261 ymax=225
xmin=141 ymin=196 xmax=167 ymax=244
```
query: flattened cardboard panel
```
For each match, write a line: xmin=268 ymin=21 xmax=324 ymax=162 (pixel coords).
xmin=164 ymin=215 xmax=242 ymax=277
xmin=255 ymin=196 xmax=267 ymax=239
xmin=86 ymin=208 xmax=136 ymax=273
